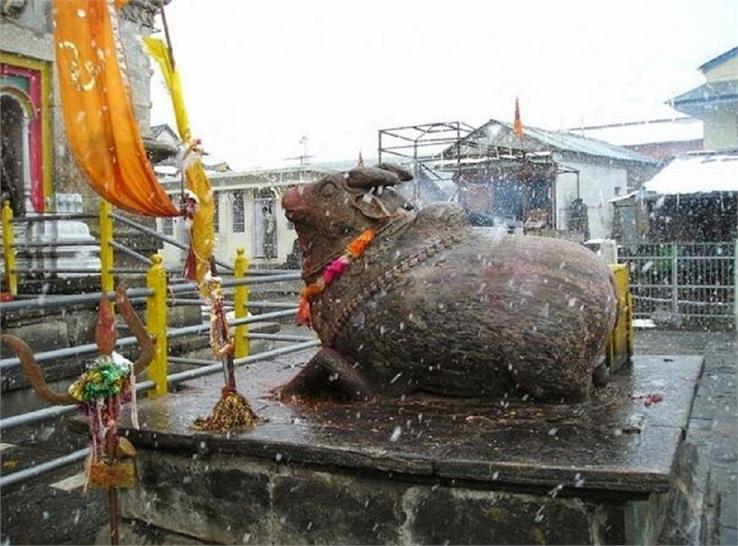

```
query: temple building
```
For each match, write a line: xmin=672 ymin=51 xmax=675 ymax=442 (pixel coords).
xmin=1 ymin=0 xmax=165 ymax=216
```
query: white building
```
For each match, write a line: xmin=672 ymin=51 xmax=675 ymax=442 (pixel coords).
xmin=156 ymin=167 xmax=326 ymax=270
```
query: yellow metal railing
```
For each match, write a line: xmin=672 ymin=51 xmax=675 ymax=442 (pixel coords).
xmin=1 ymin=202 xmax=264 ymax=396
xmin=1 ymin=201 xmax=18 ymax=296
xmin=233 ymin=247 xmax=250 ymax=359
xmin=146 ymin=253 xmax=169 ymax=396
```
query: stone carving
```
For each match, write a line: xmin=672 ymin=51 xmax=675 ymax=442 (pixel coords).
xmin=280 ymin=164 xmax=617 ymax=403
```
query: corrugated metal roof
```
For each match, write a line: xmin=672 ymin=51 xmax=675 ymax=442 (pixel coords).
xmin=670 ymin=80 xmax=738 ymax=106
xmin=567 ymin=117 xmax=703 ymax=146
xmin=472 ymin=119 xmax=658 ymax=164
xmin=699 ymin=46 xmax=738 ymax=73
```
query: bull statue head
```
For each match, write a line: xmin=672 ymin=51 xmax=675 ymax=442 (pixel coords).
xmin=282 ymin=163 xmax=414 ymax=281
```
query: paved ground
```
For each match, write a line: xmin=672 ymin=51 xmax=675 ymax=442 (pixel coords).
xmin=1 ymin=327 xmax=735 ymax=544
xmin=635 ymin=329 xmax=737 ymax=545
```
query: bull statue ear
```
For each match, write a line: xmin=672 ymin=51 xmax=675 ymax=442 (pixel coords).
xmin=352 ymin=193 xmax=392 ymax=220
xmin=346 ymin=163 xmax=413 ymax=190
xmin=376 ymin=163 xmax=413 ymax=182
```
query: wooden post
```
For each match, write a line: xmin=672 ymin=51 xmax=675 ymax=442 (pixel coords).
xmin=146 ymin=254 xmax=168 ymax=396
xmin=233 ymin=248 xmax=250 ymax=359
xmin=1 ymin=201 xmax=17 ymax=296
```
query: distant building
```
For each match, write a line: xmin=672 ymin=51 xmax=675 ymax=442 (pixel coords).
xmin=420 ymin=118 xmax=659 ymax=241
xmin=611 ymin=47 xmax=738 ymax=243
xmin=567 ymin=117 xmax=704 ymax=161
xmin=668 ymin=46 xmax=738 ymax=151
xmin=156 ymin=166 xmax=328 ymax=269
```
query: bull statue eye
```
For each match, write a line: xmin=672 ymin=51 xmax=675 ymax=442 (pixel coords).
xmin=320 ymin=182 xmax=337 ymax=197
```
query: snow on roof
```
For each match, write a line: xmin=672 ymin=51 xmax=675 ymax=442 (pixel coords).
xmin=569 ymin=117 xmax=703 ymax=146
xmin=643 ymin=152 xmax=738 ymax=194
xmin=471 ymin=119 xmax=658 ymax=164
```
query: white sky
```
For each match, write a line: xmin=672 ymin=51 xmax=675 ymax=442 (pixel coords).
xmin=149 ymin=0 xmax=738 ymax=170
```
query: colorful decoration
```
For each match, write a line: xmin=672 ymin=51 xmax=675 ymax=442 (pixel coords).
xmin=1 ymin=285 xmax=154 ymax=545
xmin=144 ymin=20 xmax=255 ymax=432
xmin=68 ymin=356 xmax=130 ymax=402
xmin=193 ymin=273 xmax=257 ymax=432
xmin=297 ymin=229 xmax=376 ymax=326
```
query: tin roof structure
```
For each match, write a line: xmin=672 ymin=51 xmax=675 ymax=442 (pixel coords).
xmin=460 ymin=119 xmax=659 ymax=164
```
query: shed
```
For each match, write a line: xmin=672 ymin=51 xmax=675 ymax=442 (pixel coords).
xmin=437 ymin=119 xmax=659 ymax=240
xmin=612 ymin=151 xmax=738 ymax=242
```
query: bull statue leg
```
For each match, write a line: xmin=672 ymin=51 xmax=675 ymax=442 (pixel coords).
xmin=279 ymin=348 xmax=374 ymax=402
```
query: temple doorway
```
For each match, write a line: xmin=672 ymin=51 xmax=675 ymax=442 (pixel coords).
xmin=0 ymin=93 xmax=30 ymax=215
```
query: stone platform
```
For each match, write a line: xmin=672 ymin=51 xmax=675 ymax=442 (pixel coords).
xmin=112 ymin=353 xmax=703 ymax=545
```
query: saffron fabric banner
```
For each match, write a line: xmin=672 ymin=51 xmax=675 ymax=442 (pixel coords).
xmin=143 ymin=37 xmax=214 ymax=287
xmin=53 ymin=0 xmax=179 ymax=217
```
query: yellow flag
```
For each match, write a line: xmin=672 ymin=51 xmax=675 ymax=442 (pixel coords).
xmin=144 ymin=36 xmax=214 ymax=288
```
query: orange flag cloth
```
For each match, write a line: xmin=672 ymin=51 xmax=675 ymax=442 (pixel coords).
xmin=53 ymin=0 xmax=179 ymax=217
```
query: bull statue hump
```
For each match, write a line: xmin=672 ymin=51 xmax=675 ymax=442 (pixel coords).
xmin=280 ymin=163 xmax=616 ymax=403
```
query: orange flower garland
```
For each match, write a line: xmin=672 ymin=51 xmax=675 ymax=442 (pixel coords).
xmin=297 ymin=229 xmax=375 ymax=326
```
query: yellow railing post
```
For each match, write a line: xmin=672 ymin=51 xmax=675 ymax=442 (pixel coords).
xmin=1 ymin=201 xmax=18 ymax=296
xmin=146 ymin=253 xmax=168 ymax=396
xmin=233 ymin=247 xmax=250 ymax=359
xmin=99 ymin=200 xmax=114 ymax=296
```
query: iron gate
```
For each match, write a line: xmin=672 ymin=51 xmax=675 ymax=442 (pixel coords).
xmin=618 ymin=241 xmax=736 ymax=327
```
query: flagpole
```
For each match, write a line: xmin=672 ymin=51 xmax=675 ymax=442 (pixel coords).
xmin=158 ymin=0 xmax=176 ymax=70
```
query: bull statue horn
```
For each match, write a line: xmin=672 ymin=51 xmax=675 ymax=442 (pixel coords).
xmin=114 ymin=283 xmax=154 ymax=377
xmin=0 ymin=284 xmax=154 ymax=406
xmin=346 ymin=163 xmax=413 ymax=190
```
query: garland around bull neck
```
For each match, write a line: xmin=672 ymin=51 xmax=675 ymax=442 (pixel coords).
xmin=297 ymin=229 xmax=375 ymax=326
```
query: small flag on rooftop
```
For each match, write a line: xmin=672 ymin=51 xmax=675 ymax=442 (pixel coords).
xmin=513 ymin=96 xmax=524 ymax=138
xmin=357 ymin=150 xmax=364 ymax=167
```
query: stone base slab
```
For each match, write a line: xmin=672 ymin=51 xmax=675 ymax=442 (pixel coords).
xmin=113 ymin=354 xmax=703 ymax=545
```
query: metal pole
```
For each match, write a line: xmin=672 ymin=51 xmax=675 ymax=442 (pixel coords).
xmin=233 ymin=248 xmax=250 ymax=359
xmin=167 ymin=340 xmax=320 ymax=385
xmin=146 ymin=254 xmax=168 ymax=396
xmin=0 ymin=287 xmax=153 ymax=313
xmin=110 ymin=240 xmax=149 ymax=264
xmin=158 ymin=0 xmax=177 ymax=71
xmin=110 ymin=213 xmax=233 ymax=272
xmin=0 ymin=381 xmax=155 ymax=432
xmin=671 ymin=242 xmax=679 ymax=319
xmin=0 ymin=334 xmax=141 ymax=370
xmin=734 ymin=239 xmax=737 ymax=330
xmin=377 ymin=130 xmax=382 ymax=164
xmin=228 ymin=309 xmax=297 ymax=326
xmin=2 ymin=201 xmax=18 ymax=295
xmin=0 ymin=448 xmax=89 ymax=489
xmin=99 ymin=201 xmax=114 ymax=296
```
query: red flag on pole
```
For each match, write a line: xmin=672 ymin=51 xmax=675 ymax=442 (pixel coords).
xmin=513 ymin=97 xmax=524 ymax=138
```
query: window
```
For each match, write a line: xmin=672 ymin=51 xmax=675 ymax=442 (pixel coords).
xmin=232 ymin=191 xmax=244 ymax=232
xmin=213 ymin=194 xmax=220 ymax=233
xmin=254 ymin=190 xmax=277 ymax=258
xmin=162 ymin=217 xmax=173 ymax=235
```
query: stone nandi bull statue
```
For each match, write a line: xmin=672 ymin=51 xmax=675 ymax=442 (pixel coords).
xmin=280 ymin=164 xmax=616 ymax=403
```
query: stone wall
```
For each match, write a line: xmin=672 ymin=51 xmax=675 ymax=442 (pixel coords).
xmin=119 ymin=448 xmax=672 ymax=545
